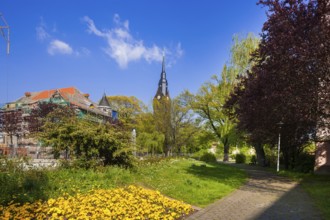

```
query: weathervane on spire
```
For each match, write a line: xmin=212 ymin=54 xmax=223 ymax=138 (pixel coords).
xmin=162 ymin=51 xmax=165 ymax=73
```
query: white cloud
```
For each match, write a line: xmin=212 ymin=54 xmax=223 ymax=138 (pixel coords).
xmin=36 ymin=26 xmax=49 ymax=41
xmin=176 ymin=43 xmax=184 ymax=58
xmin=83 ymin=14 xmax=182 ymax=68
xmin=163 ymin=42 xmax=184 ymax=67
xmin=36 ymin=18 xmax=84 ymax=57
xmin=80 ymin=47 xmax=91 ymax=56
xmin=47 ymin=39 xmax=73 ymax=55
xmin=36 ymin=17 xmax=50 ymax=41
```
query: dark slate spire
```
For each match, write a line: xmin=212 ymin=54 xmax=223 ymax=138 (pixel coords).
xmin=162 ymin=54 xmax=165 ymax=74
xmin=99 ymin=93 xmax=111 ymax=107
xmin=155 ymin=55 xmax=169 ymax=99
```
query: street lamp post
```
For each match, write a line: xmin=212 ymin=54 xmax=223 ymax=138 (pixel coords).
xmin=132 ymin=129 xmax=136 ymax=157
xmin=277 ymin=121 xmax=284 ymax=172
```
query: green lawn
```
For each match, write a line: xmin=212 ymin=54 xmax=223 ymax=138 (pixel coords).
xmin=278 ymin=170 xmax=330 ymax=219
xmin=135 ymin=158 xmax=247 ymax=207
xmin=0 ymin=158 xmax=247 ymax=207
xmin=301 ymin=175 xmax=330 ymax=219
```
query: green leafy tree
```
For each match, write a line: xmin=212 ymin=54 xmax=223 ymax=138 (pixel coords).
xmin=37 ymin=106 xmax=76 ymax=158
xmin=135 ymin=91 xmax=202 ymax=156
xmin=134 ymin=111 xmax=163 ymax=155
xmin=136 ymin=131 xmax=164 ymax=155
xmin=193 ymin=33 xmax=259 ymax=161
xmin=135 ymin=112 xmax=155 ymax=134
xmin=153 ymin=97 xmax=172 ymax=156
xmin=107 ymin=96 xmax=146 ymax=127
xmin=192 ymin=78 xmax=236 ymax=161
xmin=171 ymin=90 xmax=201 ymax=154
xmin=38 ymin=106 xmax=132 ymax=166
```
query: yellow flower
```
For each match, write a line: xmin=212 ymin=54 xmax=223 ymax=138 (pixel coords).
xmin=0 ymin=185 xmax=193 ymax=219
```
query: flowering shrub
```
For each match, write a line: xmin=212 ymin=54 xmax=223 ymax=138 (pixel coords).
xmin=0 ymin=185 xmax=193 ymax=219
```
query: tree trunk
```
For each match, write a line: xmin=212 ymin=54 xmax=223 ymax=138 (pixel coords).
xmin=9 ymin=134 xmax=13 ymax=145
xmin=283 ymin=147 xmax=290 ymax=170
xmin=254 ymin=143 xmax=266 ymax=166
xmin=223 ymin=138 xmax=229 ymax=162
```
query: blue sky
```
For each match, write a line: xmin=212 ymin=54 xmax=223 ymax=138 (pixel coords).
xmin=0 ymin=1 xmax=267 ymax=107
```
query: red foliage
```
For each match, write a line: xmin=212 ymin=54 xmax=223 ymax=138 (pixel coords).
xmin=226 ymin=0 xmax=329 ymax=168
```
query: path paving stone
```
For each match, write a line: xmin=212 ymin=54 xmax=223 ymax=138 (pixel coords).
xmin=186 ymin=163 xmax=323 ymax=220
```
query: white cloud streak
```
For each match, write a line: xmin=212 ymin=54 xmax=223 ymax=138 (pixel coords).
xmin=36 ymin=18 xmax=84 ymax=56
xmin=36 ymin=26 xmax=49 ymax=41
xmin=47 ymin=39 xmax=73 ymax=55
xmin=36 ymin=17 xmax=50 ymax=41
xmin=83 ymin=14 xmax=183 ymax=68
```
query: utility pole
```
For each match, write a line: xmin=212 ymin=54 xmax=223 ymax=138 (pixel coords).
xmin=0 ymin=13 xmax=10 ymax=55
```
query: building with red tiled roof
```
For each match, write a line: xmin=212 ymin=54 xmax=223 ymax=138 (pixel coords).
xmin=0 ymin=87 xmax=117 ymax=158
xmin=5 ymin=87 xmax=116 ymax=119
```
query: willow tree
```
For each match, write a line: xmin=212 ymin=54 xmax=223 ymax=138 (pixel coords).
xmin=193 ymin=33 xmax=259 ymax=161
xmin=153 ymin=96 xmax=172 ymax=156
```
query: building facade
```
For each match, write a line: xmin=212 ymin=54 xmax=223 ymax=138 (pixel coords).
xmin=0 ymin=87 xmax=117 ymax=158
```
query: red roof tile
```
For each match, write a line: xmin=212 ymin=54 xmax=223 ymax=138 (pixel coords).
xmin=14 ymin=86 xmax=111 ymax=118
xmin=32 ymin=87 xmax=76 ymax=101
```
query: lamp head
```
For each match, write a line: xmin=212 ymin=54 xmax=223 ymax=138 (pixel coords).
xmin=277 ymin=121 xmax=284 ymax=129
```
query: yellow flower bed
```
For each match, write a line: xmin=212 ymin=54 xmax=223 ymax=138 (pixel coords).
xmin=0 ymin=185 xmax=193 ymax=219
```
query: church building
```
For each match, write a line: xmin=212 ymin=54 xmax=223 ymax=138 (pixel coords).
xmin=153 ymin=56 xmax=172 ymax=156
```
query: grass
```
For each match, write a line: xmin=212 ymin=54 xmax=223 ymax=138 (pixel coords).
xmin=136 ymin=158 xmax=247 ymax=207
xmin=278 ymin=170 xmax=330 ymax=219
xmin=0 ymin=158 xmax=247 ymax=208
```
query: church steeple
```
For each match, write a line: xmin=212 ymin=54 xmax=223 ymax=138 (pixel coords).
xmin=98 ymin=93 xmax=112 ymax=116
xmin=99 ymin=93 xmax=111 ymax=107
xmin=153 ymin=54 xmax=172 ymax=156
xmin=162 ymin=54 xmax=165 ymax=73
xmin=155 ymin=55 xmax=169 ymax=99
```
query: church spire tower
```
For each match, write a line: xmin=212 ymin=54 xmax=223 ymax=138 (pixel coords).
xmin=98 ymin=93 xmax=112 ymax=116
xmin=153 ymin=55 xmax=172 ymax=156
xmin=155 ymin=55 xmax=169 ymax=99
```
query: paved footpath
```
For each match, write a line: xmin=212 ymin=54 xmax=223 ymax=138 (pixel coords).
xmin=187 ymin=163 xmax=323 ymax=220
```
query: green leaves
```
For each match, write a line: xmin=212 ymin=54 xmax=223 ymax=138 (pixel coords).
xmin=106 ymin=95 xmax=146 ymax=127
xmin=37 ymin=106 xmax=132 ymax=167
xmin=136 ymin=131 xmax=164 ymax=155
xmin=192 ymin=33 xmax=259 ymax=161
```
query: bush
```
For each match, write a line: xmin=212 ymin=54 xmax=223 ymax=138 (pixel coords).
xmin=294 ymin=153 xmax=315 ymax=173
xmin=0 ymin=158 xmax=49 ymax=205
xmin=250 ymin=155 xmax=257 ymax=165
xmin=191 ymin=149 xmax=206 ymax=160
xmin=200 ymin=152 xmax=217 ymax=163
xmin=68 ymin=156 xmax=104 ymax=170
xmin=235 ymin=153 xmax=246 ymax=164
xmin=137 ymin=156 xmax=169 ymax=165
xmin=60 ymin=154 xmax=135 ymax=170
